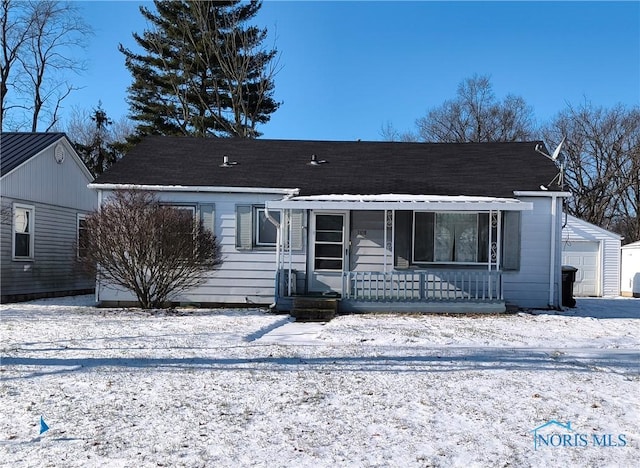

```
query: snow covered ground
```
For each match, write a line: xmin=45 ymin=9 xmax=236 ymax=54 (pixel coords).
xmin=1 ymin=296 xmax=638 ymax=467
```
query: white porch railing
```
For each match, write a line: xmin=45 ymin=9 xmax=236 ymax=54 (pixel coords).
xmin=342 ymin=270 xmax=503 ymax=302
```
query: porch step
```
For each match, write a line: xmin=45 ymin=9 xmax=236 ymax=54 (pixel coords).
xmin=292 ymin=297 xmax=338 ymax=322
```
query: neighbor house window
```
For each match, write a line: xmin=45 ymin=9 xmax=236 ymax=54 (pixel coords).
xmin=13 ymin=204 xmax=34 ymax=260
xmin=413 ymin=212 xmax=490 ymax=264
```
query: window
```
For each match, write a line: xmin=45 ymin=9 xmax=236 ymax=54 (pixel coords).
xmin=236 ymin=205 xmax=303 ymax=251
xmin=77 ymin=215 xmax=88 ymax=258
xmin=13 ymin=204 xmax=34 ymax=260
xmin=255 ymin=208 xmax=279 ymax=246
xmin=413 ymin=212 xmax=490 ymax=264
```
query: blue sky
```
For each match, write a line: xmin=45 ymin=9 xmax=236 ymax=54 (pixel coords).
xmin=66 ymin=1 xmax=640 ymax=141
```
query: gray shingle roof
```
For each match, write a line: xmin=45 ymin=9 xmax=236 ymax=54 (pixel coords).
xmin=1 ymin=132 xmax=66 ymax=176
xmin=93 ymin=136 xmax=561 ymax=198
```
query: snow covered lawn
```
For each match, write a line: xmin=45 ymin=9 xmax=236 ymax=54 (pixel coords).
xmin=1 ymin=296 xmax=639 ymax=467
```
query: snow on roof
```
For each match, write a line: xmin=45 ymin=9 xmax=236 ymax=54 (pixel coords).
xmin=267 ymin=194 xmax=533 ymax=211
xmin=289 ymin=194 xmax=522 ymax=203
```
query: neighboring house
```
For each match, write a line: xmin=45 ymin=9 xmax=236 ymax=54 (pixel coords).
xmin=620 ymin=241 xmax=640 ymax=297
xmin=1 ymin=133 xmax=97 ymax=302
xmin=561 ymin=215 xmax=622 ymax=297
xmin=90 ymin=137 xmax=568 ymax=312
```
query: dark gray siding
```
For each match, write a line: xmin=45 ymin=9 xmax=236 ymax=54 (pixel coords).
xmin=1 ymin=199 xmax=94 ymax=301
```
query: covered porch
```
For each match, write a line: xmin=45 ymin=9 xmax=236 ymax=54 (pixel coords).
xmin=266 ymin=194 xmax=532 ymax=314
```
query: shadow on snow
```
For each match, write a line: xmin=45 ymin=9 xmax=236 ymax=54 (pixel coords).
xmin=2 ymin=348 xmax=638 ymax=380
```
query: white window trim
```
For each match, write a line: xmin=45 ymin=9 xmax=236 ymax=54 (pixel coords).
xmin=12 ymin=203 xmax=35 ymax=261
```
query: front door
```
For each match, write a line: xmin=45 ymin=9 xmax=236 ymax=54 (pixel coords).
xmin=308 ymin=212 xmax=349 ymax=294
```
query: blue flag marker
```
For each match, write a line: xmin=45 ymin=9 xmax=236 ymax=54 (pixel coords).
xmin=39 ymin=416 xmax=49 ymax=435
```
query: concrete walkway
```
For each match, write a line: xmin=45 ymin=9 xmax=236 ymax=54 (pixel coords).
xmin=256 ymin=320 xmax=327 ymax=344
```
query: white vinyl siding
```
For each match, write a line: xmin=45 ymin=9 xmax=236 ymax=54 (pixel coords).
xmin=97 ymin=192 xmax=307 ymax=306
xmin=502 ymin=196 xmax=562 ymax=309
xmin=350 ymin=211 xmax=388 ymax=272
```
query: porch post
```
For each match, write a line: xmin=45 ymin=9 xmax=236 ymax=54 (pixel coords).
xmin=274 ymin=214 xmax=282 ymax=298
xmin=287 ymin=209 xmax=293 ymax=296
xmin=383 ymin=209 xmax=388 ymax=272
xmin=488 ymin=210 xmax=493 ymax=271
xmin=496 ymin=210 xmax=502 ymax=270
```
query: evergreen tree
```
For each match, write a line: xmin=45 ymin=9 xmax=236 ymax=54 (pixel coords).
xmin=119 ymin=0 xmax=280 ymax=138
xmin=71 ymin=102 xmax=122 ymax=176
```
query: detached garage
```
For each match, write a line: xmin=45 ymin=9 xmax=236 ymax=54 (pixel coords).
xmin=561 ymin=215 xmax=622 ymax=297
xmin=620 ymin=241 xmax=640 ymax=297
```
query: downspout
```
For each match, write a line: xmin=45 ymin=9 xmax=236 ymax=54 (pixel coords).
xmin=95 ymin=189 xmax=103 ymax=305
xmin=549 ymin=193 xmax=558 ymax=308
xmin=265 ymin=205 xmax=282 ymax=309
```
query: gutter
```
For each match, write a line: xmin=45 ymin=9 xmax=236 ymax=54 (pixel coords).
xmin=88 ymin=183 xmax=299 ymax=196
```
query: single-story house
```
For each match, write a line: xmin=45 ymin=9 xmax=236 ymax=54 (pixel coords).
xmin=89 ymin=137 xmax=569 ymax=313
xmin=561 ymin=215 xmax=622 ymax=297
xmin=1 ymin=133 xmax=97 ymax=302
xmin=620 ymin=241 xmax=640 ymax=297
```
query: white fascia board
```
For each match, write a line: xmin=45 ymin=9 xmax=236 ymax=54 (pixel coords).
xmin=87 ymin=183 xmax=299 ymax=196
xmin=513 ymin=191 xmax=572 ymax=197
xmin=266 ymin=199 xmax=533 ymax=211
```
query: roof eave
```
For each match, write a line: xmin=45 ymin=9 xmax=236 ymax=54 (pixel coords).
xmin=267 ymin=196 xmax=533 ymax=212
xmin=88 ymin=183 xmax=300 ymax=196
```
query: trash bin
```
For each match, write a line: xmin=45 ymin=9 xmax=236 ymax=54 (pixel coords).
xmin=561 ymin=265 xmax=578 ymax=308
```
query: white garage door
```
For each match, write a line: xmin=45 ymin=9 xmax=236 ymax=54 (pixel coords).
xmin=562 ymin=241 xmax=600 ymax=296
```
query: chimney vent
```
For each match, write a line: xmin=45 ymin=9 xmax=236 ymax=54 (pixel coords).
xmin=220 ymin=155 xmax=238 ymax=167
xmin=308 ymin=154 xmax=326 ymax=165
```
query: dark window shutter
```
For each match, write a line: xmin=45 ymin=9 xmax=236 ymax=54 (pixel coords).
xmin=199 ymin=204 xmax=215 ymax=235
xmin=502 ymin=211 xmax=521 ymax=271
xmin=288 ymin=209 xmax=304 ymax=251
xmin=394 ymin=211 xmax=412 ymax=269
xmin=236 ymin=205 xmax=253 ymax=249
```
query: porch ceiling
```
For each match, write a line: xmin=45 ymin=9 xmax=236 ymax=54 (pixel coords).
xmin=266 ymin=194 xmax=533 ymax=211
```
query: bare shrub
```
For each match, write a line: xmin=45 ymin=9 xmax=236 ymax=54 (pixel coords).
xmin=79 ymin=190 xmax=221 ymax=308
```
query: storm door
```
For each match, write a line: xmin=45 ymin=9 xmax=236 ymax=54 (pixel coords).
xmin=308 ymin=212 xmax=348 ymax=294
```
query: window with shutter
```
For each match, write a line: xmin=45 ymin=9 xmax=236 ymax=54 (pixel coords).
xmin=502 ymin=211 xmax=521 ymax=271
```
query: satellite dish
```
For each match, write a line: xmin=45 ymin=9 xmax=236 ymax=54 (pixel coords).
xmin=551 ymin=137 xmax=566 ymax=161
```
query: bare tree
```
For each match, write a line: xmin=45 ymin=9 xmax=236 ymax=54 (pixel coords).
xmin=379 ymin=121 xmax=418 ymax=142
xmin=79 ymin=191 xmax=222 ymax=309
xmin=414 ymin=75 xmax=535 ymax=143
xmin=543 ymin=101 xmax=640 ymax=242
xmin=0 ymin=0 xmax=91 ymax=131
xmin=1 ymin=0 xmax=34 ymax=127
